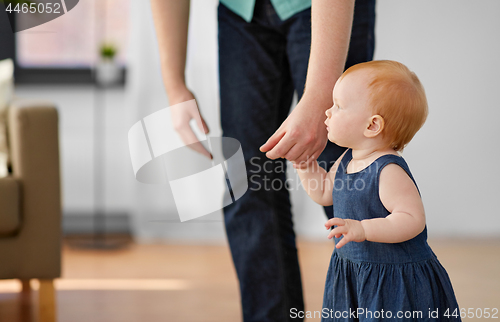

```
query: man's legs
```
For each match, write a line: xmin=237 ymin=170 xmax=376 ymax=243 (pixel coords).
xmin=218 ymin=1 xmax=304 ymax=321
xmin=218 ymin=0 xmax=376 ymax=320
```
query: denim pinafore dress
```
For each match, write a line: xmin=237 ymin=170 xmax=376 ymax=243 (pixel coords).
xmin=322 ymin=149 xmax=461 ymax=321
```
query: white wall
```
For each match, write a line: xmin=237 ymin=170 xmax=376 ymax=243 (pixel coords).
xmin=373 ymin=0 xmax=500 ymax=237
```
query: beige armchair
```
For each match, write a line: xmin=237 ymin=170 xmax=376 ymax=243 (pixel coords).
xmin=0 ymin=100 xmax=61 ymax=322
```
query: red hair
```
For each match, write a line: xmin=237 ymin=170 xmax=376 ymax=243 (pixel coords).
xmin=341 ymin=60 xmax=428 ymax=151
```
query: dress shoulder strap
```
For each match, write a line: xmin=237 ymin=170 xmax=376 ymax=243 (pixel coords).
xmin=374 ymin=153 xmax=420 ymax=196
xmin=336 ymin=148 xmax=353 ymax=175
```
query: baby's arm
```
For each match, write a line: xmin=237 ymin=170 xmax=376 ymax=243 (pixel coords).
xmin=294 ymin=151 xmax=345 ymax=206
xmin=362 ymin=163 xmax=426 ymax=242
xmin=326 ymin=163 xmax=426 ymax=248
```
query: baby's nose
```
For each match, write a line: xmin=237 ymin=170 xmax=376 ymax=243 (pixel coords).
xmin=325 ymin=108 xmax=331 ymax=117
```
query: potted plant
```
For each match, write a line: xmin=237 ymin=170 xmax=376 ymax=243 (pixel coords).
xmin=96 ymin=42 xmax=120 ymax=86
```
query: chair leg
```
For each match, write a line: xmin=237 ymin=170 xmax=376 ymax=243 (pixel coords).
xmin=21 ymin=279 xmax=31 ymax=295
xmin=39 ymin=279 xmax=56 ymax=322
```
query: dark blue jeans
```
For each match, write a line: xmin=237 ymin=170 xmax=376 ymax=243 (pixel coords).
xmin=218 ymin=0 xmax=375 ymax=320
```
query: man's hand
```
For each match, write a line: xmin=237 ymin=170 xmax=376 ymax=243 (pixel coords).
xmin=150 ymin=0 xmax=212 ymax=159
xmin=259 ymin=0 xmax=355 ymax=168
xmin=325 ymin=218 xmax=366 ymax=249
xmin=169 ymin=88 xmax=212 ymax=160
xmin=259 ymin=94 xmax=329 ymax=169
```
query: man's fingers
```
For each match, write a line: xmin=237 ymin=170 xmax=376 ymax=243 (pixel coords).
xmin=187 ymin=141 xmax=213 ymax=160
xmin=284 ymin=144 xmax=308 ymax=164
xmin=185 ymin=101 xmax=209 ymax=135
xmin=260 ymin=130 xmax=285 ymax=153
xmin=305 ymin=146 xmax=324 ymax=164
xmin=264 ymin=133 xmax=294 ymax=160
xmin=194 ymin=113 xmax=210 ymax=134
xmin=291 ymin=144 xmax=325 ymax=169
xmin=291 ymin=150 xmax=316 ymax=169
xmin=177 ymin=126 xmax=212 ymax=159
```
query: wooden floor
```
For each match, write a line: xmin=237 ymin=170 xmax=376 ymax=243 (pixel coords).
xmin=0 ymin=238 xmax=499 ymax=322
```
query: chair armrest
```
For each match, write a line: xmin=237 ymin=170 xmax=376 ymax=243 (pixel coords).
xmin=6 ymin=99 xmax=62 ymax=278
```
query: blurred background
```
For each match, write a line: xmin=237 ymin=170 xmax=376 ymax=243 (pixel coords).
xmin=4 ymin=0 xmax=500 ymax=242
xmin=0 ymin=0 xmax=499 ymax=321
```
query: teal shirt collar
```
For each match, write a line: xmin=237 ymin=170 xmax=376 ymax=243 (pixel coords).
xmin=220 ymin=0 xmax=311 ymax=22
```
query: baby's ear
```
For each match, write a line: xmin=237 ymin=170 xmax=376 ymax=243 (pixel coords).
xmin=364 ymin=115 xmax=384 ymax=138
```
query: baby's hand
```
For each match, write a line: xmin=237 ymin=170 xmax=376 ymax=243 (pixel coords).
xmin=325 ymin=218 xmax=366 ymax=249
